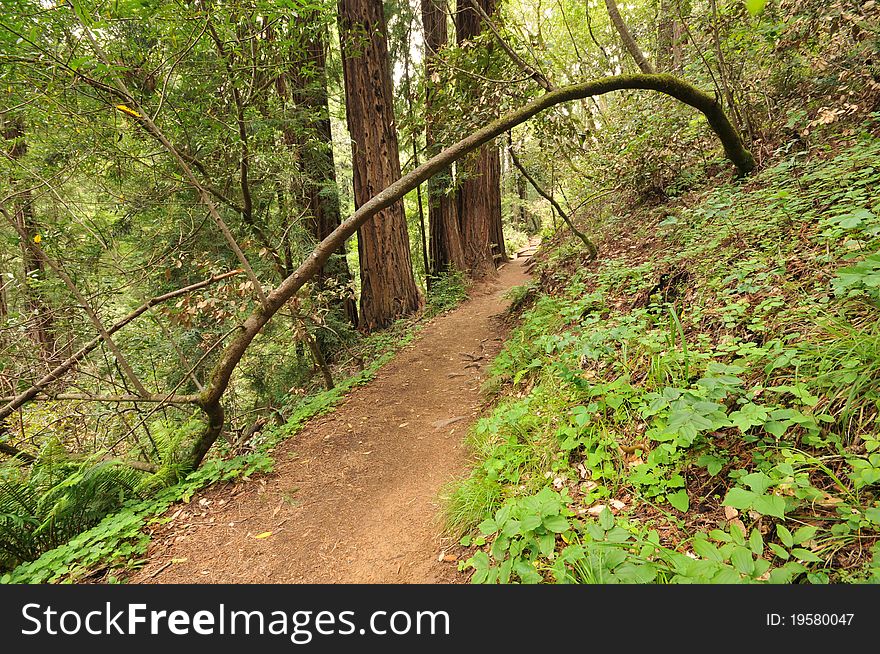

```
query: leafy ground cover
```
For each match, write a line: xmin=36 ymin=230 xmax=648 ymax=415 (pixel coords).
xmin=445 ymin=121 xmax=880 ymax=584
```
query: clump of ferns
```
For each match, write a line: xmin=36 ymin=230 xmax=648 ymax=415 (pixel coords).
xmin=0 ymin=438 xmax=149 ymax=570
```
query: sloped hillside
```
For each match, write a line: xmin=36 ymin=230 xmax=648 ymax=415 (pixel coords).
xmin=446 ymin=124 xmax=880 ymax=584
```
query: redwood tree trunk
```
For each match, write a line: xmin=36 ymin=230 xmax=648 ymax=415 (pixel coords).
xmin=455 ymin=0 xmax=505 ymax=276
xmin=287 ymin=22 xmax=358 ymax=326
xmin=422 ymin=0 xmax=465 ymax=276
xmin=338 ymin=0 xmax=420 ymax=330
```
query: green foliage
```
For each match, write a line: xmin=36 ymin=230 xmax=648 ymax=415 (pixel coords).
xmin=1 ymin=450 xmax=272 ymax=584
xmin=0 ymin=442 xmax=149 ymax=572
xmin=450 ymin=134 xmax=880 ymax=584
xmin=426 ymin=269 xmax=469 ymax=318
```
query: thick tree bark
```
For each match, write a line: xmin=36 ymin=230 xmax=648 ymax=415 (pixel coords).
xmin=486 ymin=147 xmax=506 ymax=263
xmin=456 ymin=0 xmax=505 ymax=276
xmin=604 ymin=0 xmax=656 ymax=74
xmin=285 ymin=23 xmax=358 ymax=326
xmin=338 ymin=0 xmax=421 ymax=330
xmin=422 ymin=0 xmax=466 ymax=276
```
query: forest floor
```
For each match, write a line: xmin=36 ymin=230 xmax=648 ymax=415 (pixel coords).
xmin=128 ymin=249 xmax=534 ymax=584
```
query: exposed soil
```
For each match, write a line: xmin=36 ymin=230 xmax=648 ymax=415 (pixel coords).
xmin=129 ymin=251 xmax=534 ymax=584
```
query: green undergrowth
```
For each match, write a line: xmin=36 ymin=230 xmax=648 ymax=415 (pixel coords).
xmin=1 ymin=309 xmax=433 ymax=584
xmin=446 ymin=124 xmax=880 ymax=584
xmin=425 ymin=268 xmax=470 ymax=318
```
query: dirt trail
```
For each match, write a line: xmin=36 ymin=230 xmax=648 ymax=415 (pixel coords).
xmin=131 ymin=252 xmax=533 ymax=584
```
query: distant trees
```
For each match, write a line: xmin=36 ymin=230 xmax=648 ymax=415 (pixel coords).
xmin=422 ymin=0 xmax=465 ymax=277
xmin=284 ymin=16 xmax=358 ymax=326
xmin=2 ymin=118 xmax=56 ymax=364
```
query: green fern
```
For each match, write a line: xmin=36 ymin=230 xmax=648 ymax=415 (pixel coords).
xmin=0 ymin=442 xmax=148 ymax=571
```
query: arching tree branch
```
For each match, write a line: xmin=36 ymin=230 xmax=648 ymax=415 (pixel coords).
xmin=183 ymin=72 xmax=755 ymax=470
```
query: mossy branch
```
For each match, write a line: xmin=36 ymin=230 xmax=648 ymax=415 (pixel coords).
xmin=178 ymin=72 xmax=755 ymax=469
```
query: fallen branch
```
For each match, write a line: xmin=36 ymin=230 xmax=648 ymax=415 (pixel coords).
xmin=0 ymin=442 xmax=35 ymax=463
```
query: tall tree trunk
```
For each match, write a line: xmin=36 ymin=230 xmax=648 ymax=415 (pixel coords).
xmin=657 ymin=0 xmax=685 ymax=72
xmin=604 ymin=0 xmax=655 ymax=74
xmin=338 ymin=0 xmax=420 ymax=330
xmin=486 ymin=146 xmax=506 ymax=263
xmin=455 ymin=0 xmax=505 ymax=276
xmin=286 ymin=21 xmax=358 ymax=327
xmin=422 ymin=0 xmax=465 ymax=276
xmin=3 ymin=118 xmax=56 ymax=363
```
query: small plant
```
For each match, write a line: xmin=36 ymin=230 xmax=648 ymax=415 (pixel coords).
xmin=426 ymin=269 xmax=469 ymax=317
xmin=0 ymin=441 xmax=149 ymax=572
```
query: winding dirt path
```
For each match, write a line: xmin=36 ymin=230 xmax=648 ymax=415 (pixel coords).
xmin=130 ymin=253 xmax=533 ymax=584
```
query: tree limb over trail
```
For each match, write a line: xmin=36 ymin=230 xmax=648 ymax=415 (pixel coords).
xmin=507 ymin=139 xmax=598 ymax=259
xmin=184 ymin=72 xmax=755 ymax=470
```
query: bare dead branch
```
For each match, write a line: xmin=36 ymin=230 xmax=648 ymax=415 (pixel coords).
xmin=507 ymin=139 xmax=597 ymax=258
xmin=0 ymin=269 xmax=241 ymax=424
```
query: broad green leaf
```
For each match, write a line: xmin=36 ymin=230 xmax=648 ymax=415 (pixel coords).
xmin=502 ymin=519 xmax=522 ymax=537
xmin=613 ymin=563 xmax=657 ymax=583
xmin=514 ymin=560 xmax=543 ymax=584
xmin=543 ymin=514 xmax=570 ymax=533
xmin=793 ymin=525 xmax=818 ymax=544
xmin=763 ymin=421 xmax=790 ymax=438
xmin=776 ymin=524 xmax=794 ymax=548
xmin=741 ymin=471 xmax=773 ymax=495
xmin=745 ymin=0 xmax=768 ymax=16
xmin=791 ymin=548 xmax=823 ymax=563
xmin=598 ymin=506 xmax=614 ymax=530
xmin=730 ymin=521 xmax=746 ymax=545
xmin=605 ymin=526 xmax=632 ymax=544
xmin=520 ymin=513 xmax=542 ymax=532
xmin=723 ymin=487 xmax=757 ymax=510
xmin=667 ymin=490 xmax=689 ymax=512
xmin=731 ymin=546 xmax=755 ymax=575
xmin=768 ymin=543 xmax=790 ymax=560
xmin=728 ymin=403 xmax=770 ymax=432
xmin=468 ymin=551 xmax=490 ymax=584
xmin=538 ymin=531 xmax=556 ymax=557
xmin=752 ymin=494 xmax=786 ymax=518
xmin=692 ymin=537 xmax=723 ymax=562
xmin=749 ymin=528 xmax=764 ymax=556
xmin=698 ymin=454 xmax=725 ymax=476
xmin=477 ymin=518 xmax=498 ymax=535
xmin=864 ymin=507 xmax=880 ymax=525
xmin=712 ymin=567 xmax=743 ymax=584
